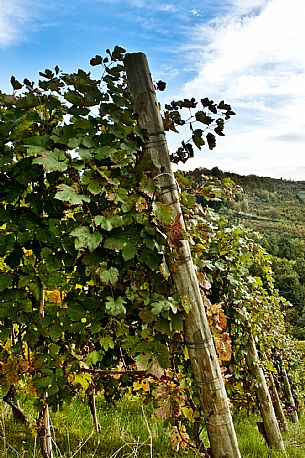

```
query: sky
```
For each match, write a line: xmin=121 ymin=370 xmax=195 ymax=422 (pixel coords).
xmin=0 ymin=0 xmax=304 ymax=180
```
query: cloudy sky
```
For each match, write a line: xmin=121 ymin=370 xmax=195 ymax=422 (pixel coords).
xmin=0 ymin=0 xmax=304 ymax=180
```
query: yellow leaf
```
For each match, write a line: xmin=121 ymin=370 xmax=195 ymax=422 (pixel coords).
xmin=67 ymin=373 xmax=75 ymax=384
xmin=181 ymin=406 xmax=194 ymax=420
xmin=23 ymin=248 xmax=33 ymax=257
xmin=133 ymin=379 xmax=150 ymax=392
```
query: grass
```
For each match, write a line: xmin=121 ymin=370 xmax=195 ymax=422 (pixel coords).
xmin=235 ymin=414 xmax=305 ymax=458
xmin=0 ymin=393 xmax=305 ymax=457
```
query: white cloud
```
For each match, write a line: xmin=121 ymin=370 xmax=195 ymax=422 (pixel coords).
xmin=178 ymin=0 xmax=305 ymax=179
xmin=98 ymin=0 xmax=176 ymax=12
xmin=0 ymin=0 xmax=41 ymax=46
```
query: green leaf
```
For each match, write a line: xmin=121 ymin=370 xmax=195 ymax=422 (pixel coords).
xmin=90 ymin=55 xmax=103 ymax=66
xmin=25 ymin=135 xmax=50 ymax=147
xmin=72 ymin=373 xmax=91 ymax=391
xmin=195 ymin=111 xmax=213 ymax=125
xmin=0 ymin=273 xmax=13 ymax=291
xmin=135 ymin=354 xmax=150 ymax=371
xmin=99 ymin=336 xmax=115 ymax=351
xmin=266 ymin=361 xmax=277 ymax=373
xmin=39 ymin=68 xmax=54 ymax=79
xmin=104 ymin=230 xmax=128 ymax=250
xmin=85 ymin=350 xmax=101 ymax=364
xmin=70 ymin=226 xmax=102 ymax=250
xmin=150 ymin=298 xmax=177 ymax=316
xmin=67 ymin=137 xmax=82 ymax=149
xmin=68 ymin=306 xmax=85 ymax=321
xmin=87 ymin=180 xmax=105 ymax=195
xmin=33 ymin=150 xmax=68 ymax=172
xmin=49 ymin=324 xmax=62 ymax=342
xmin=64 ymin=90 xmax=85 ymax=106
xmin=138 ymin=248 xmax=163 ymax=270
xmin=34 ymin=376 xmax=53 ymax=389
xmin=192 ymin=129 xmax=205 ymax=148
xmin=94 ymin=146 xmax=118 ymax=160
xmin=94 ymin=215 xmax=113 ymax=231
xmin=10 ymin=76 xmax=23 ymax=90
xmin=182 ymin=406 xmax=194 ymax=420
xmin=206 ymin=132 xmax=216 ymax=150
xmin=111 ymin=45 xmax=126 ymax=60
xmin=152 ymin=202 xmax=173 ymax=225
xmin=55 ymin=184 xmax=90 ymax=205
xmin=97 ymin=266 xmax=119 ymax=285
xmin=122 ymin=238 xmax=138 ymax=261
xmin=150 ymin=301 xmax=165 ymax=315
xmin=105 ymin=296 xmax=126 ymax=316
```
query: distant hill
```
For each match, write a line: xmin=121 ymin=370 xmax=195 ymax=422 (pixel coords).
xmin=185 ymin=167 xmax=305 ymax=339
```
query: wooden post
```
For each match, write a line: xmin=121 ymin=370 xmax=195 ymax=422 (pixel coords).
xmin=37 ymin=404 xmax=53 ymax=458
xmin=245 ymin=335 xmax=285 ymax=450
xmin=269 ymin=374 xmax=288 ymax=432
xmin=88 ymin=390 xmax=101 ymax=433
xmin=37 ymin=290 xmax=53 ymax=458
xmin=124 ymin=52 xmax=241 ymax=458
xmin=282 ymin=365 xmax=299 ymax=423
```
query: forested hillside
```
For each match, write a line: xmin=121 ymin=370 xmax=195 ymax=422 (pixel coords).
xmin=186 ymin=167 xmax=305 ymax=339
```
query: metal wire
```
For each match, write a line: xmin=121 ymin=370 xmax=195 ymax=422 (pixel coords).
xmin=185 ymin=336 xmax=213 ymax=348
xmin=175 ymin=255 xmax=191 ymax=265
xmin=148 ymin=130 xmax=165 ymax=136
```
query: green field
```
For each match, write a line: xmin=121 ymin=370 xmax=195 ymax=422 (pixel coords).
xmin=0 ymin=394 xmax=304 ymax=457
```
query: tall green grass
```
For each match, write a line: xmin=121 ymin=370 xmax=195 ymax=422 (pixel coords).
xmin=0 ymin=393 xmax=304 ymax=457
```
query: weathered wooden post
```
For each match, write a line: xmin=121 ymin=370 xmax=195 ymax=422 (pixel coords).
xmin=245 ymin=335 xmax=285 ymax=450
xmin=281 ymin=364 xmax=299 ymax=423
xmin=124 ymin=52 xmax=241 ymax=458
xmin=37 ymin=404 xmax=53 ymax=458
xmin=37 ymin=291 xmax=53 ymax=458
xmin=269 ymin=374 xmax=289 ymax=432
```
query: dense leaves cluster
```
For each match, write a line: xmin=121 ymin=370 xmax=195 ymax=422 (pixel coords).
xmin=178 ymin=172 xmax=302 ymax=411
xmin=163 ymin=98 xmax=235 ymax=163
xmin=0 ymin=48 xmax=191 ymax=410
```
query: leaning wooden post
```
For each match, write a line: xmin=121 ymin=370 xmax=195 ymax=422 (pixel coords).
xmin=125 ymin=52 xmax=241 ymax=458
xmin=37 ymin=290 xmax=53 ymax=458
xmin=281 ymin=364 xmax=299 ymax=423
xmin=269 ymin=374 xmax=289 ymax=432
xmin=245 ymin=335 xmax=285 ymax=451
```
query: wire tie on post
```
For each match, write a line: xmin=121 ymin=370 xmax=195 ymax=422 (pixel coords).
xmin=149 ymin=130 xmax=166 ymax=136
xmin=145 ymin=139 xmax=167 ymax=146
xmin=195 ymin=375 xmax=223 ymax=386
xmin=175 ymin=255 xmax=192 ymax=266
xmin=144 ymin=130 xmax=166 ymax=145
xmin=185 ymin=336 xmax=213 ymax=348
xmin=153 ymin=173 xmax=181 ymax=193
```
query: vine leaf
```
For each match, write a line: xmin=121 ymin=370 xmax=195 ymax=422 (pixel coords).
xmin=105 ymin=296 xmax=126 ymax=316
xmin=55 ymin=184 xmax=90 ymax=205
xmin=97 ymin=266 xmax=119 ymax=285
xmin=10 ymin=76 xmax=23 ymax=90
xmin=206 ymin=132 xmax=216 ymax=150
xmin=156 ymin=80 xmax=166 ymax=91
xmin=147 ymin=357 xmax=164 ymax=378
xmin=168 ymin=213 xmax=184 ymax=248
xmin=33 ymin=151 xmax=69 ymax=172
xmin=70 ymin=227 xmax=103 ymax=250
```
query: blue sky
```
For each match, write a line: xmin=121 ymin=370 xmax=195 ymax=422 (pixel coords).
xmin=1 ymin=0 xmax=304 ymax=180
